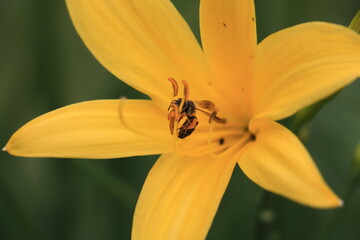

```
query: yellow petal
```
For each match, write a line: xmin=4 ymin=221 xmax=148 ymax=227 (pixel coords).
xmin=200 ymin=0 xmax=257 ymax=119
xmin=238 ymin=119 xmax=342 ymax=208
xmin=253 ymin=22 xmax=360 ymax=120
xmin=132 ymin=153 xmax=236 ymax=239
xmin=5 ymin=100 xmax=170 ymax=159
xmin=66 ymin=0 xmax=211 ymax=107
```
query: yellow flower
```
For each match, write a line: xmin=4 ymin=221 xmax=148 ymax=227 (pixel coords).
xmin=4 ymin=0 xmax=360 ymax=239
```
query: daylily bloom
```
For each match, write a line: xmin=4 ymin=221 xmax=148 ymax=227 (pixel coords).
xmin=4 ymin=0 xmax=360 ymax=239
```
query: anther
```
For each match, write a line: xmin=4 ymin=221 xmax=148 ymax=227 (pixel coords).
xmin=209 ymin=111 xmax=218 ymax=124
xmin=182 ymin=80 xmax=190 ymax=102
xmin=168 ymin=77 xmax=178 ymax=97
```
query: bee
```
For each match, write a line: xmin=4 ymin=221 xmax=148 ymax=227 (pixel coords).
xmin=167 ymin=78 xmax=226 ymax=139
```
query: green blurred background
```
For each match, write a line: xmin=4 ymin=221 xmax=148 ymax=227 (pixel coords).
xmin=1 ymin=0 xmax=359 ymax=239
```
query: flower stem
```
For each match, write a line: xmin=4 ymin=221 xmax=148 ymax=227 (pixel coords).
xmin=71 ymin=160 xmax=138 ymax=209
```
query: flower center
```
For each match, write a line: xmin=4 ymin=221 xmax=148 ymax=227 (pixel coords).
xmin=166 ymin=78 xmax=255 ymax=158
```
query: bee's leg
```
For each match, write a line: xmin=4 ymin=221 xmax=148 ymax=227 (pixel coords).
xmin=178 ymin=115 xmax=199 ymax=139
xmin=178 ymin=113 xmax=186 ymax=122
xmin=186 ymin=115 xmax=199 ymax=129
xmin=168 ymin=77 xmax=178 ymax=97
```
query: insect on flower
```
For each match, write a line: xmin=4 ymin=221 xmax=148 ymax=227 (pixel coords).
xmin=167 ymin=78 xmax=226 ymax=139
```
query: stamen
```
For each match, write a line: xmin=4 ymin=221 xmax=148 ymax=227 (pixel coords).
xmin=172 ymin=118 xmax=180 ymax=150
xmin=182 ymin=80 xmax=190 ymax=102
xmin=174 ymin=98 xmax=185 ymax=140
xmin=195 ymin=107 xmax=227 ymax=124
xmin=167 ymin=78 xmax=187 ymax=148
xmin=180 ymin=129 xmax=244 ymax=157
xmin=213 ymin=133 xmax=251 ymax=159
xmin=184 ymin=130 xmax=250 ymax=158
xmin=209 ymin=111 xmax=218 ymax=124
xmin=117 ymin=97 xmax=166 ymax=144
xmin=173 ymin=101 xmax=184 ymax=150
xmin=207 ymin=121 xmax=251 ymax=159
xmin=174 ymin=82 xmax=188 ymax=139
xmin=168 ymin=77 xmax=178 ymax=97
xmin=168 ymin=103 xmax=180 ymax=135
xmin=185 ymin=145 xmax=224 ymax=158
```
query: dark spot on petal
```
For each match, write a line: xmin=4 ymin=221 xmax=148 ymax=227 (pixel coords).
xmin=252 ymin=17 xmax=254 ymax=22
xmin=223 ymin=22 xmax=227 ymax=27
xmin=250 ymin=134 xmax=256 ymax=141
xmin=219 ymin=138 xmax=225 ymax=145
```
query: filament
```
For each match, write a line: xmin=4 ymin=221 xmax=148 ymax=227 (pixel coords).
xmin=207 ymin=121 xmax=251 ymax=159
xmin=183 ymin=125 xmax=249 ymax=158
xmin=170 ymin=80 xmax=190 ymax=150
xmin=117 ymin=97 xmax=167 ymax=144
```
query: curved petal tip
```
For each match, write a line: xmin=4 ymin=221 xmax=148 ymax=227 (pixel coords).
xmin=2 ymin=146 xmax=7 ymax=152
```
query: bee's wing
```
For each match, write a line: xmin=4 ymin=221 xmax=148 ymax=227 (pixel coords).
xmin=194 ymin=100 xmax=216 ymax=111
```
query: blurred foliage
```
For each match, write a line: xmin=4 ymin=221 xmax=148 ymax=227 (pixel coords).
xmin=0 ymin=0 xmax=360 ymax=239
xmin=349 ymin=9 xmax=360 ymax=33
